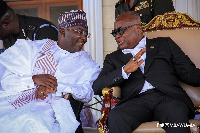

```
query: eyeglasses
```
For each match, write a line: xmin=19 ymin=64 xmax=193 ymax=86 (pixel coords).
xmin=111 ymin=24 xmax=140 ymax=37
xmin=67 ymin=29 xmax=91 ymax=38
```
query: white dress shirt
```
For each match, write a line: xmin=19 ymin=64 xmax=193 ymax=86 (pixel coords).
xmin=122 ymin=36 xmax=154 ymax=93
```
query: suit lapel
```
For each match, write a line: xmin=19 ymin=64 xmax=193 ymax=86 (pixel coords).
xmin=118 ymin=50 xmax=133 ymax=64
xmin=144 ymin=38 xmax=159 ymax=73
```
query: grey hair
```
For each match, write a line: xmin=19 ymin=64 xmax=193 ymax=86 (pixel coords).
xmin=117 ymin=11 xmax=141 ymax=24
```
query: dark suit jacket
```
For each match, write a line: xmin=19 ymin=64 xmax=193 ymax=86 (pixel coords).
xmin=93 ymin=37 xmax=200 ymax=118
xmin=3 ymin=15 xmax=58 ymax=49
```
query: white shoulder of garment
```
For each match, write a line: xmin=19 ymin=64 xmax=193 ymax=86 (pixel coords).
xmin=0 ymin=39 xmax=50 ymax=76
xmin=0 ymin=38 xmax=100 ymax=80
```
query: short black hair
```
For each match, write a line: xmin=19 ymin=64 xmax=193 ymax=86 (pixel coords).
xmin=0 ymin=0 xmax=8 ymax=19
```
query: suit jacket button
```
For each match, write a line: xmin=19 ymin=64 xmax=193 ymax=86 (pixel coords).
xmin=113 ymin=77 xmax=120 ymax=83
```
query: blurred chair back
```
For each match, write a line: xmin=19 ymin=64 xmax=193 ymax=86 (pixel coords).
xmin=143 ymin=11 xmax=200 ymax=108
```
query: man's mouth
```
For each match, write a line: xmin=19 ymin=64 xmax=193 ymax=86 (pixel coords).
xmin=117 ymin=40 xmax=123 ymax=47
xmin=78 ymin=41 xmax=85 ymax=46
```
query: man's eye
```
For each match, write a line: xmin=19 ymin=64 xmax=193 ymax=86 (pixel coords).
xmin=77 ymin=30 xmax=83 ymax=34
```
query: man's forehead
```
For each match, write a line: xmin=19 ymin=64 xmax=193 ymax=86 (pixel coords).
xmin=68 ymin=25 xmax=88 ymax=30
xmin=114 ymin=21 xmax=133 ymax=28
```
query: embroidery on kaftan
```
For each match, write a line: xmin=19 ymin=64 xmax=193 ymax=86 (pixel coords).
xmin=6 ymin=40 xmax=57 ymax=109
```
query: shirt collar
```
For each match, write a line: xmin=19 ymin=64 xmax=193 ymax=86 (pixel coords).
xmin=122 ymin=35 xmax=146 ymax=55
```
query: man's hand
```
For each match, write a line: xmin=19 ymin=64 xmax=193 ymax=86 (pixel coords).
xmin=35 ymin=85 xmax=57 ymax=100
xmin=32 ymin=74 xmax=57 ymax=88
xmin=124 ymin=47 xmax=146 ymax=74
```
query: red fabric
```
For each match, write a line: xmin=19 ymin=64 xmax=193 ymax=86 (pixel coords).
xmin=101 ymin=98 xmax=120 ymax=111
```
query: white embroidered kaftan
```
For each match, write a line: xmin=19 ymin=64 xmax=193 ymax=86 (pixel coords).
xmin=0 ymin=39 xmax=101 ymax=133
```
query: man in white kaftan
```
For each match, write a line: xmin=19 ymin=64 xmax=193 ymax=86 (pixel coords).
xmin=0 ymin=10 xmax=101 ymax=133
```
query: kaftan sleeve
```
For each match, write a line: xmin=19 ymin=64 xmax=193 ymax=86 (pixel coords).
xmin=0 ymin=63 xmax=6 ymax=90
xmin=1 ymin=70 xmax=35 ymax=94
xmin=0 ymin=39 xmax=40 ymax=94
xmin=56 ymin=62 xmax=101 ymax=103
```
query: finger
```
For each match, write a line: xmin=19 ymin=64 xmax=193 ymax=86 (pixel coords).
xmin=135 ymin=55 xmax=142 ymax=62
xmin=47 ymin=87 xmax=55 ymax=93
xmin=40 ymin=94 xmax=46 ymax=100
xmin=47 ymin=75 xmax=57 ymax=86
xmin=140 ymin=47 xmax=146 ymax=54
xmin=50 ymin=87 xmax=57 ymax=93
xmin=41 ymin=81 xmax=55 ymax=89
xmin=41 ymin=86 xmax=47 ymax=94
xmin=53 ymin=87 xmax=57 ymax=92
xmin=35 ymin=91 xmax=39 ymax=100
xmin=36 ymin=91 xmax=42 ymax=100
xmin=42 ymin=85 xmax=56 ymax=93
xmin=47 ymin=79 xmax=57 ymax=88
xmin=40 ymin=92 xmax=46 ymax=100
xmin=33 ymin=74 xmax=57 ymax=87
xmin=135 ymin=47 xmax=146 ymax=57
xmin=41 ymin=86 xmax=51 ymax=96
xmin=44 ymin=93 xmax=48 ymax=98
xmin=37 ymin=90 xmax=44 ymax=99
xmin=132 ymin=57 xmax=137 ymax=61
xmin=133 ymin=47 xmax=145 ymax=60
xmin=40 ymin=86 xmax=55 ymax=96
xmin=132 ymin=55 xmax=142 ymax=62
xmin=39 ymin=96 xmax=45 ymax=100
xmin=40 ymin=91 xmax=44 ymax=98
xmin=43 ymin=89 xmax=49 ymax=96
xmin=42 ymin=76 xmax=57 ymax=88
xmin=137 ymin=59 xmax=144 ymax=66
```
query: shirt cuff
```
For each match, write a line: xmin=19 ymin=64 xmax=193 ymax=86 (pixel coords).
xmin=56 ymin=83 xmax=72 ymax=97
xmin=122 ymin=66 xmax=130 ymax=79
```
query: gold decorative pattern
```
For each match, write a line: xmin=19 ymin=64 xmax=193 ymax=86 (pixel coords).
xmin=142 ymin=11 xmax=200 ymax=32
xmin=102 ymin=87 xmax=112 ymax=97
xmin=97 ymin=88 xmax=112 ymax=133
xmin=97 ymin=112 xmax=105 ymax=133
xmin=195 ymin=106 xmax=200 ymax=114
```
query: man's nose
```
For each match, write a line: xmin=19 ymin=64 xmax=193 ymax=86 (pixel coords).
xmin=115 ymin=32 xmax=122 ymax=39
xmin=80 ymin=35 xmax=87 ymax=42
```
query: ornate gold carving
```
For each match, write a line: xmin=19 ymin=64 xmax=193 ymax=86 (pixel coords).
xmin=98 ymin=112 xmax=105 ymax=133
xmin=97 ymin=88 xmax=112 ymax=133
xmin=142 ymin=11 xmax=200 ymax=32
xmin=102 ymin=87 xmax=112 ymax=97
xmin=195 ymin=105 xmax=200 ymax=114
xmin=140 ymin=1 xmax=147 ymax=5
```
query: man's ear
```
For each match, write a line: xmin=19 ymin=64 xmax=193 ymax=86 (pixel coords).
xmin=137 ymin=25 xmax=143 ymax=34
xmin=59 ymin=28 xmax=65 ymax=37
xmin=2 ymin=19 xmax=9 ymax=28
xmin=137 ymin=25 xmax=142 ymax=32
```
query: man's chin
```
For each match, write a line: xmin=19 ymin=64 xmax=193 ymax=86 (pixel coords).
xmin=118 ymin=45 xmax=125 ymax=50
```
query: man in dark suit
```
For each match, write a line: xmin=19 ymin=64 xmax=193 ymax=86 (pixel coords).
xmin=115 ymin=0 xmax=175 ymax=26
xmin=93 ymin=11 xmax=200 ymax=133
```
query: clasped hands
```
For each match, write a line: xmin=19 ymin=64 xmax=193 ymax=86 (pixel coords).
xmin=124 ymin=47 xmax=146 ymax=74
xmin=32 ymin=74 xmax=57 ymax=100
